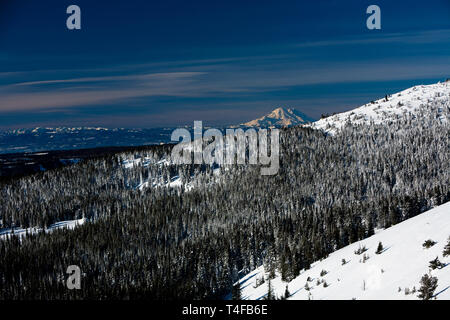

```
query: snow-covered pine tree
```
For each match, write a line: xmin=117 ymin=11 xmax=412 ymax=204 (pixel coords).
xmin=429 ymin=257 xmax=444 ymax=270
xmin=376 ymin=241 xmax=384 ymax=254
xmin=443 ymin=237 xmax=450 ymax=257
xmin=418 ymin=274 xmax=438 ymax=300
xmin=304 ymin=282 xmax=310 ymax=291
xmin=284 ymin=285 xmax=290 ymax=299
xmin=422 ymin=239 xmax=437 ymax=249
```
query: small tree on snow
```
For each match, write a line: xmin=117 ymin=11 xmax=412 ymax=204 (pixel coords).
xmin=443 ymin=237 xmax=450 ymax=257
xmin=284 ymin=285 xmax=290 ymax=299
xmin=375 ymin=241 xmax=383 ymax=254
xmin=304 ymin=282 xmax=310 ymax=291
xmin=422 ymin=239 xmax=437 ymax=249
xmin=429 ymin=257 xmax=444 ymax=270
xmin=361 ymin=253 xmax=370 ymax=263
xmin=418 ymin=274 xmax=438 ymax=300
xmin=354 ymin=245 xmax=367 ymax=255
xmin=253 ymin=276 xmax=265 ymax=288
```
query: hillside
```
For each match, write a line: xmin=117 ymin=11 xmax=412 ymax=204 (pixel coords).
xmin=239 ymin=201 xmax=450 ymax=300
xmin=311 ymin=81 xmax=449 ymax=134
xmin=0 ymin=218 xmax=86 ymax=241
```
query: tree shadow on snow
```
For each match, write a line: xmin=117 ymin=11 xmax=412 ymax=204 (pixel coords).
xmin=239 ymin=273 xmax=258 ymax=290
xmin=378 ymin=246 xmax=391 ymax=254
xmin=433 ymin=285 xmax=450 ymax=298
xmin=256 ymin=293 xmax=267 ymax=301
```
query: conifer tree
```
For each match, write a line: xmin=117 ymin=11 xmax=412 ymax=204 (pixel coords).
xmin=418 ymin=274 xmax=438 ymax=300
xmin=266 ymin=279 xmax=275 ymax=300
xmin=376 ymin=241 xmax=383 ymax=254
xmin=443 ymin=237 xmax=450 ymax=257
xmin=284 ymin=285 xmax=290 ymax=299
xmin=304 ymin=282 xmax=310 ymax=291
xmin=429 ymin=257 xmax=444 ymax=270
xmin=422 ymin=239 xmax=437 ymax=249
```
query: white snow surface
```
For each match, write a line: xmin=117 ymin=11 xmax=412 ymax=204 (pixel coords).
xmin=122 ymin=156 xmax=168 ymax=169
xmin=0 ymin=218 xmax=86 ymax=241
xmin=239 ymin=201 xmax=450 ymax=300
xmin=310 ymin=81 xmax=450 ymax=134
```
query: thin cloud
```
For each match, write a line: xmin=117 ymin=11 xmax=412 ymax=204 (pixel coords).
xmin=10 ymin=72 xmax=207 ymax=87
xmin=0 ymin=57 xmax=449 ymax=113
xmin=0 ymin=72 xmax=210 ymax=112
xmin=295 ymin=29 xmax=450 ymax=48
xmin=0 ymin=33 xmax=449 ymax=118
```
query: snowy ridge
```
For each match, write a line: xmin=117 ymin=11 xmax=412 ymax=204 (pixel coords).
xmin=0 ymin=218 xmax=86 ymax=241
xmin=121 ymin=156 xmax=190 ymax=190
xmin=122 ymin=156 xmax=170 ymax=169
xmin=311 ymin=81 xmax=450 ymax=134
xmin=136 ymin=174 xmax=192 ymax=191
xmin=239 ymin=201 xmax=450 ymax=300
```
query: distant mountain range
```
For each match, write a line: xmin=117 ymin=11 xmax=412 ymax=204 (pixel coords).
xmin=1 ymin=81 xmax=448 ymax=154
xmin=0 ymin=127 xmax=175 ymax=154
xmin=0 ymin=107 xmax=314 ymax=154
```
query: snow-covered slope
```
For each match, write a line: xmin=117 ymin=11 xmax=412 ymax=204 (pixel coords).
xmin=241 ymin=107 xmax=314 ymax=128
xmin=311 ymin=81 xmax=450 ymax=134
xmin=239 ymin=201 xmax=450 ymax=300
xmin=0 ymin=218 xmax=86 ymax=241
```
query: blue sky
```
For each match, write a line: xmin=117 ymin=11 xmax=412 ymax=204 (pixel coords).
xmin=0 ymin=0 xmax=449 ymax=129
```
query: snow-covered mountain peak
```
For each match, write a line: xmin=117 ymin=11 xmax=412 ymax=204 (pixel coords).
xmin=269 ymin=107 xmax=292 ymax=118
xmin=311 ymin=81 xmax=450 ymax=134
xmin=241 ymin=107 xmax=314 ymax=128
